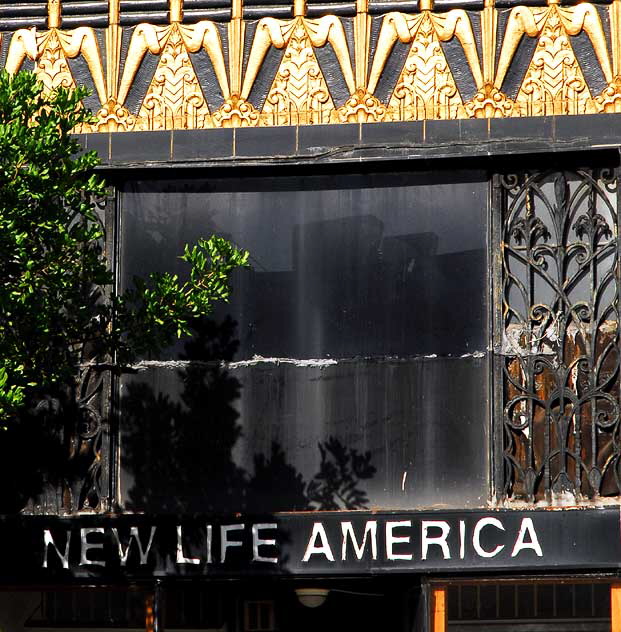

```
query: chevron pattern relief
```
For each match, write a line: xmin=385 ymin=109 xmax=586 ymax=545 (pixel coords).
xmin=386 ymin=13 xmax=467 ymax=121
xmin=514 ymin=9 xmax=594 ymax=116
xmin=2 ymin=0 xmax=621 ymax=131
xmin=260 ymin=19 xmax=335 ymax=125
xmin=135 ymin=24 xmax=213 ymax=130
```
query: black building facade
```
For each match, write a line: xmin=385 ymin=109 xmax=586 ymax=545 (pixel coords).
xmin=2 ymin=0 xmax=621 ymax=630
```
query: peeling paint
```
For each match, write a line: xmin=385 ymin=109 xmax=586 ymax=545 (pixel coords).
xmin=81 ymin=352 xmax=488 ymax=373
xmin=493 ymin=496 xmax=621 ymax=510
xmin=502 ymin=321 xmax=619 ymax=357
xmin=460 ymin=351 xmax=485 ymax=358
xmin=227 ymin=356 xmax=339 ymax=368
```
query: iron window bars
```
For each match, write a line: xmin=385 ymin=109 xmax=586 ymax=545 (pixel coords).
xmin=495 ymin=168 xmax=621 ymax=502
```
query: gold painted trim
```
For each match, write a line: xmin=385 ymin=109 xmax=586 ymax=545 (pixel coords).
xmin=2 ymin=0 xmax=620 ymax=131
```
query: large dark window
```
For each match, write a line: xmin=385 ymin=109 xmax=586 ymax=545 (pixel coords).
xmin=118 ymin=169 xmax=489 ymax=512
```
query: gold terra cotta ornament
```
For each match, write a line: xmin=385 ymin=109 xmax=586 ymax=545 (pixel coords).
xmin=1 ymin=0 xmax=621 ymax=131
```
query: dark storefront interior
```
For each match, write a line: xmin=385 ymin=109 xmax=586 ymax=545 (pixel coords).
xmin=0 ymin=580 xmax=416 ymax=631
xmin=0 ymin=578 xmax=615 ymax=630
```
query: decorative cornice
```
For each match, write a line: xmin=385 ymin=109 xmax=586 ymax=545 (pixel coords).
xmin=1 ymin=0 xmax=620 ymax=132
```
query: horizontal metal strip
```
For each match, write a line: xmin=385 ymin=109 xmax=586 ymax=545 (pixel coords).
xmin=424 ymin=0 xmax=485 ymax=10
xmin=307 ymin=3 xmax=357 ymax=15
xmin=243 ymin=5 xmax=292 ymax=17
xmin=183 ymin=8 xmax=233 ymax=20
xmin=184 ymin=0 xmax=234 ymax=7
xmin=61 ymin=14 xmax=109 ymax=26
xmin=119 ymin=11 xmax=170 ymax=24
xmin=120 ymin=0 xmax=167 ymax=9
xmin=0 ymin=4 xmax=47 ymax=17
xmin=0 ymin=16 xmax=47 ymax=27
xmin=368 ymin=1 xmax=418 ymax=12
xmin=62 ymin=2 xmax=109 ymax=15
xmin=243 ymin=0 xmax=297 ymax=7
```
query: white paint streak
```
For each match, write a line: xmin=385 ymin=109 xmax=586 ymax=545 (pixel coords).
xmin=81 ymin=351 xmax=489 ymax=373
xmin=401 ymin=471 xmax=407 ymax=491
xmin=226 ymin=355 xmax=338 ymax=368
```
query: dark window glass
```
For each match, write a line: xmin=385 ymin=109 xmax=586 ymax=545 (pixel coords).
xmin=119 ymin=170 xmax=489 ymax=512
xmin=120 ymin=171 xmax=487 ymax=359
xmin=447 ymin=581 xmax=611 ymax=630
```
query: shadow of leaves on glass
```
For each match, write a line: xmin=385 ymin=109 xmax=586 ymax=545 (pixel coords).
xmin=122 ymin=317 xmax=376 ymax=514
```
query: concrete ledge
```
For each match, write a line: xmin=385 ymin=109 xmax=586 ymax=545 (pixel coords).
xmin=79 ymin=113 xmax=621 ymax=169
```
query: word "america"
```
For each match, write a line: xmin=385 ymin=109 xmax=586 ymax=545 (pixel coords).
xmin=302 ymin=517 xmax=543 ymax=562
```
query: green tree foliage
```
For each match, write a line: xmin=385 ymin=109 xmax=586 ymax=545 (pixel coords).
xmin=0 ymin=70 xmax=249 ymax=427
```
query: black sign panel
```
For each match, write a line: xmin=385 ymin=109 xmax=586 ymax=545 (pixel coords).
xmin=0 ymin=508 xmax=619 ymax=581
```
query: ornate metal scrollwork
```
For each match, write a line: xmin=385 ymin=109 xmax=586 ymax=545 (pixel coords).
xmin=67 ymin=190 xmax=113 ymax=513
xmin=68 ymin=363 xmax=109 ymax=512
xmin=499 ymin=168 xmax=620 ymax=502
xmin=22 ymin=191 xmax=114 ymax=516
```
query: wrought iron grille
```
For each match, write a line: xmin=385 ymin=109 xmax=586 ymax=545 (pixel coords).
xmin=21 ymin=191 xmax=115 ymax=515
xmin=495 ymin=168 xmax=621 ymax=502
